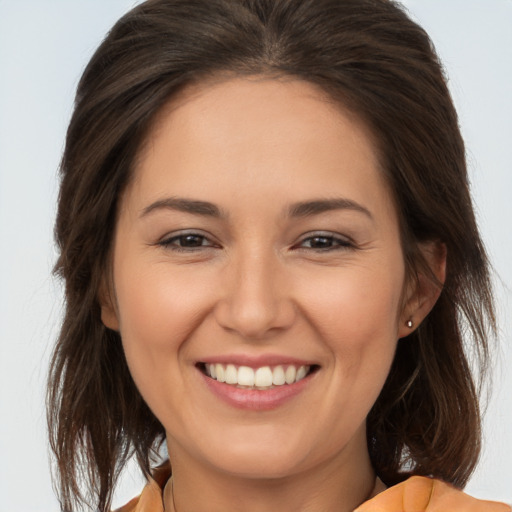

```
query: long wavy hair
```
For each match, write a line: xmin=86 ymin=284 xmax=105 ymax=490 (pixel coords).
xmin=47 ymin=0 xmax=496 ymax=510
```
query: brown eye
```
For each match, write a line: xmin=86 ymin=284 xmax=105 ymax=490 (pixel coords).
xmin=299 ymin=233 xmax=353 ymax=251
xmin=176 ymin=234 xmax=207 ymax=247
xmin=306 ymin=236 xmax=334 ymax=249
xmin=158 ymin=232 xmax=215 ymax=251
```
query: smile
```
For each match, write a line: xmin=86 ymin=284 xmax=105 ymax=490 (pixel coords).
xmin=201 ymin=363 xmax=313 ymax=390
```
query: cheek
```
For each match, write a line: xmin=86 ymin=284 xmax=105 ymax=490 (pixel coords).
xmin=303 ymin=264 xmax=403 ymax=341
xmin=113 ymin=262 xmax=213 ymax=390
xmin=117 ymin=261 xmax=211 ymax=333
xmin=299 ymin=260 xmax=404 ymax=390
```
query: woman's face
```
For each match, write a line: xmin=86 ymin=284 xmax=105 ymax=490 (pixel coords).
xmin=103 ymin=77 xmax=415 ymax=479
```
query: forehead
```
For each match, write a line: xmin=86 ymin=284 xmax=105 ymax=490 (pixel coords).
xmin=141 ymin=76 xmax=381 ymax=160
xmin=128 ymin=76 xmax=394 ymax=220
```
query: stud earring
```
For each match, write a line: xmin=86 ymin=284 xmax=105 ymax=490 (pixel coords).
xmin=406 ymin=319 xmax=414 ymax=328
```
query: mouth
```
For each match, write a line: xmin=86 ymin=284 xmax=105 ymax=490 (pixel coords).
xmin=197 ymin=362 xmax=319 ymax=390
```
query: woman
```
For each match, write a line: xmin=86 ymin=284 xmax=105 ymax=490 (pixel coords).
xmin=47 ymin=0 xmax=511 ymax=511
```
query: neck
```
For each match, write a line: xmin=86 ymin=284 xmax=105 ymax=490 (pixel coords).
xmin=164 ymin=431 xmax=376 ymax=512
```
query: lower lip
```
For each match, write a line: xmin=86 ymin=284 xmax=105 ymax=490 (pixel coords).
xmin=200 ymin=370 xmax=314 ymax=411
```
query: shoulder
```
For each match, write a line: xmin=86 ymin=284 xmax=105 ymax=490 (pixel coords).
xmin=355 ymin=476 xmax=511 ymax=512
xmin=112 ymin=481 xmax=164 ymax=512
xmin=113 ymin=495 xmax=140 ymax=512
xmin=113 ymin=463 xmax=171 ymax=512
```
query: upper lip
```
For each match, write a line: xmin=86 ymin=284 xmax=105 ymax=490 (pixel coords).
xmin=197 ymin=354 xmax=318 ymax=368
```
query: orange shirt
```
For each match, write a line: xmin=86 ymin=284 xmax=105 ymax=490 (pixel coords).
xmin=115 ymin=466 xmax=511 ymax=512
xmin=355 ymin=476 xmax=511 ymax=512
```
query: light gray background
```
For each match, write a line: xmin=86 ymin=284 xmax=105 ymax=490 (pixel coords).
xmin=0 ymin=1 xmax=510 ymax=510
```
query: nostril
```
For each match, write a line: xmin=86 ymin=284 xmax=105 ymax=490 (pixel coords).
xmin=214 ymin=304 xmax=297 ymax=340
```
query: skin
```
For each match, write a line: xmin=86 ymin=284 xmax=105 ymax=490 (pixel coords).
xmin=101 ymin=77 xmax=444 ymax=512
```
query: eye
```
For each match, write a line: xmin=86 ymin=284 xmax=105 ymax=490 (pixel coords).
xmin=158 ymin=231 xmax=217 ymax=251
xmin=297 ymin=233 xmax=354 ymax=251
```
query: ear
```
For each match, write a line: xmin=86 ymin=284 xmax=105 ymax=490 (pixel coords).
xmin=398 ymin=241 xmax=446 ymax=338
xmin=98 ymin=276 xmax=120 ymax=331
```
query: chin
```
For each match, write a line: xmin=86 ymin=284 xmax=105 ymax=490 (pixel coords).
xmin=210 ymin=450 xmax=309 ymax=480
xmin=183 ymin=424 xmax=340 ymax=481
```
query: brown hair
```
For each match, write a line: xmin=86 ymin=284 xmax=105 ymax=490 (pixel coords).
xmin=47 ymin=0 xmax=496 ymax=510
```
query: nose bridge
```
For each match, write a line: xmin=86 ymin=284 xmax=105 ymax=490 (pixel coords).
xmin=215 ymin=243 xmax=295 ymax=339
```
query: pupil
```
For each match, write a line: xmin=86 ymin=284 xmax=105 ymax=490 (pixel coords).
xmin=181 ymin=235 xmax=203 ymax=247
xmin=311 ymin=236 xmax=331 ymax=248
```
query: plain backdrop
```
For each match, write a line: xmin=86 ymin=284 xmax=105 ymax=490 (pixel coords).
xmin=0 ymin=1 xmax=510 ymax=510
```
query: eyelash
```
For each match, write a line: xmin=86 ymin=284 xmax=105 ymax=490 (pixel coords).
xmin=157 ymin=231 xmax=354 ymax=253
xmin=158 ymin=232 xmax=217 ymax=252
xmin=295 ymin=233 xmax=354 ymax=252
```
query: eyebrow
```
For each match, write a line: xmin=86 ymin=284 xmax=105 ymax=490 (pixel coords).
xmin=140 ymin=196 xmax=372 ymax=220
xmin=140 ymin=197 xmax=224 ymax=218
xmin=288 ymin=198 xmax=373 ymax=219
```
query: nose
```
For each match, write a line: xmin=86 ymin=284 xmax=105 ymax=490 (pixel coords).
xmin=214 ymin=249 xmax=296 ymax=340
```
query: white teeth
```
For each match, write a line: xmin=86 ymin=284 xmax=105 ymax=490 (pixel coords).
xmin=215 ymin=364 xmax=225 ymax=383
xmin=205 ymin=363 xmax=311 ymax=388
xmin=238 ymin=366 xmax=255 ymax=386
xmin=254 ymin=367 xmax=273 ymax=387
xmin=272 ymin=365 xmax=286 ymax=385
xmin=285 ymin=365 xmax=296 ymax=384
xmin=225 ymin=364 xmax=237 ymax=384
xmin=296 ymin=365 xmax=307 ymax=382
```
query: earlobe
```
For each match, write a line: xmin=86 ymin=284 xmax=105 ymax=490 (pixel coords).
xmin=98 ymin=278 xmax=120 ymax=331
xmin=398 ymin=241 xmax=446 ymax=338
xmin=101 ymin=303 xmax=120 ymax=331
